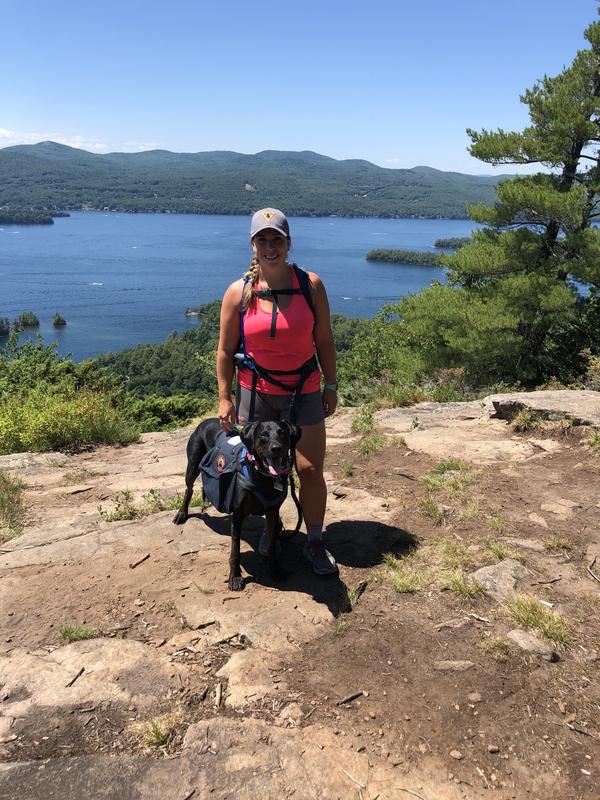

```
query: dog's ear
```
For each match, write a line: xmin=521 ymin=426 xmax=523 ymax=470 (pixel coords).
xmin=240 ymin=422 xmax=259 ymax=451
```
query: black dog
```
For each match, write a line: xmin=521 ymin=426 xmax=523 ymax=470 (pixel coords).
xmin=173 ymin=418 xmax=301 ymax=591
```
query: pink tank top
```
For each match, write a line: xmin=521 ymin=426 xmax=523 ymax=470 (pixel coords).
xmin=237 ymin=267 xmax=321 ymax=395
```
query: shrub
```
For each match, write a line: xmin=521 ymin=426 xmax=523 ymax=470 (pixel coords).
xmin=0 ymin=388 xmax=139 ymax=454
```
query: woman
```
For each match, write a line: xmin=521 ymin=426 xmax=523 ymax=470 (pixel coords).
xmin=217 ymin=208 xmax=338 ymax=576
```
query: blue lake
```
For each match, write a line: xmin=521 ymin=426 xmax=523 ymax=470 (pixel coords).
xmin=0 ymin=212 xmax=479 ymax=361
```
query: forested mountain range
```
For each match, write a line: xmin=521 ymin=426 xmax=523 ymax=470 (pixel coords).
xmin=0 ymin=141 xmax=504 ymax=219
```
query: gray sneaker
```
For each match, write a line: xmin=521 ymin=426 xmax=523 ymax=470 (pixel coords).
xmin=303 ymin=540 xmax=338 ymax=576
xmin=258 ymin=531 xmax=282 ymax=557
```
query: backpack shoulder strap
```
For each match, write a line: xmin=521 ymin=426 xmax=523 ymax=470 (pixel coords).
xmin=291 ymin=264 xmax=315 ymax=317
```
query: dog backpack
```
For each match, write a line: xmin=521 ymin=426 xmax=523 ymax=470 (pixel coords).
xmin=198 ymin=431 xmax=288 ymax=515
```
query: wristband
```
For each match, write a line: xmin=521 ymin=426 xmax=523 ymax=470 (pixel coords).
xmin=324 ymin=383 xmax=338 ymax=391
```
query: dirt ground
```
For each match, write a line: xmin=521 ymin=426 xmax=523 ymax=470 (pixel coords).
xmin=1 ymin=391 xmax=599 ymax=800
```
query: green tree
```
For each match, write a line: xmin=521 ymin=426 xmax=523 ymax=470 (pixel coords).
xmin=389 ymin=14 xmax=600 ymax=386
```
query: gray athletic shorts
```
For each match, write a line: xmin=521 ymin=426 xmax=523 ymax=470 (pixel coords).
xmin=236 ymin=385 xmax=325 ymax=426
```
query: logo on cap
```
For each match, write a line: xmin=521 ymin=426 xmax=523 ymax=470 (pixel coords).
xmin=262 ymin=210 xmax=275 ymax=221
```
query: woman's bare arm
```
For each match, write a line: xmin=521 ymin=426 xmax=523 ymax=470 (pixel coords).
xmin=217 ymin=279 xmax=243 ymax=427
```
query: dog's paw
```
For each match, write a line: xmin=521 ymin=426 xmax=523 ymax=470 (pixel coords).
xmin=172 ymin=511 xmax=188 ymax=525
xmin=228 ymin=576 xmax=245 ymax=592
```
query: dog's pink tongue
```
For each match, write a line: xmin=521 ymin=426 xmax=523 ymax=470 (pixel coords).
xmin=268 ymin=464 xmax=278 ymax=476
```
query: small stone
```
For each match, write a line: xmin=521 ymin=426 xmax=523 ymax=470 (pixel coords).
xmin=468 ymin=692 xmax=482 ymax=703
xmin=134 ymin=598 xmax=145 ymax=607
xmin=434 ymin=660 xmax=474 ymax=672
xmin=507 ymin=629 xmax=559 ymax=662
xmin=528 ymin=513 xmax=549 ymax=529
xmin=488 ymin=744 xmax=500 ymax=753
xmin=469 ymin=559 xmax=528 ymax=602
xmin=450 ymin=750 xmax=464 ymax=760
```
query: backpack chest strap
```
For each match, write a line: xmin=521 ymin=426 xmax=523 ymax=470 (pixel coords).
xmin=252 ymin=287 xmax=302 ymax=338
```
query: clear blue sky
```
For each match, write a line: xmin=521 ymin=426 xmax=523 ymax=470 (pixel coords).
xmin=1 ymin=0 xmax=597 ymax=173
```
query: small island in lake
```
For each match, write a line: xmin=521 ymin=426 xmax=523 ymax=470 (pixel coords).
xmin=53 ymin=313 xmax=67 ymax=327
xmin=12 ymin=312 xmax=40 ymax=332
xmin=0 ymin=207 xmax=70 ymax=225
xmin=366 ymin=248 xmax=439 ymax=266
xmin=434 ymin=236 xmax=470 ymax=249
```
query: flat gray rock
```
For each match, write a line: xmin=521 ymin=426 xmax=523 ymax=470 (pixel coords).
xmin=489 ymin=389 xmax=600 ymax=428
xmin=507 ymin=628 xmax=560 ymax=662
xmin=470 ymin=558 xmax=528 ymax=602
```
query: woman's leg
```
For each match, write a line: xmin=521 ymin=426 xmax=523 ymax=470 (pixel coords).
xmin=296 ymin=421 xmax=337 ymax=575
xmin=295 ymin=420 xmax=327 ymax=526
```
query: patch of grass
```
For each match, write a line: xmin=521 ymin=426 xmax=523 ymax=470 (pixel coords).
xmin=557 ymin=418 xmax=574 ymax=437
xmin=99 ymin=488 xmax=209 ymax=521
xmin=60 ymin=623 xmax=98 ymax=643
xmin=486 ymin=515 xmax=506 ymax=535
xmin=420 ymin=460 xmax=473 ymax=495
xmin=511 ymin=408 xmax=547 ymax=433
xmin=147 ymin=719 xmax=169 ymax=747
xmin=587 ymin=431 xmax=600 ymax=448
xmin=383 ymin=553 xmax=430 ymax=593
xmin=342 ymin=463 xmax=355 ymax=478
xmin=62 ymin=468 xmax=103 ymax=483
xmin=351 ymin=406 xmax=376 ymax=435
xmin=335 ymin=616 xmax=350 ymax=635
xmin=163 ymin=490 xmax=208 ymax=511
xmin=142 ymin=488 xmax=164 ymax=514
xmin=444 ymin=569 xmax=485 ymax=601
xmin=433 ymin=537 xmax=470 ymax=570
xmin=505 ymin=594 xmax=571 ymax=645
xmin=431 ymin=458 xmax=468 ymax=474
xmin=479 ymin=637 xmax=511 ymax=662
xmin=0 ymin=470 xmax=24 ymax=542
xmin=98 ymin=490 xmax=141 ymax=522
xmin=458 ymin=498 xmax=481 ymax=521
xmin=419 ymin=496 xmax=447 ymax=526
xmin=347 ymin=580 xmax=368 ymax=606
xmin=484 ymin=540 xmax=525 ymax=563
xmin=545 ymin=536 xmax=573 ymax=554
xmin=358 ymin=432 xmax=386 ymax=456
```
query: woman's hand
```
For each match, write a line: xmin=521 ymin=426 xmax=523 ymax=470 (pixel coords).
xmin=218 ymin=398 xmax=236 ymax=431
xmin=322 ymin=388 xmax=337 ymax=417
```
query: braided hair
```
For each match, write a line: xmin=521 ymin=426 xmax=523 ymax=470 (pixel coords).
xmin=241 ymin=254 xmax=260 ymax=310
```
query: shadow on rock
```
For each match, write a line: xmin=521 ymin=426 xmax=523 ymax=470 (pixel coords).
xmin=235 ymin=520 xmax=416 ymax=618
xmin=175 ymin=513 xmax=415 ymax=618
